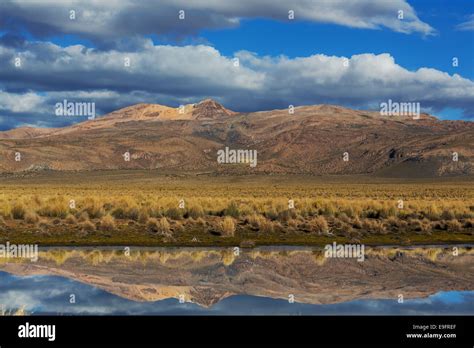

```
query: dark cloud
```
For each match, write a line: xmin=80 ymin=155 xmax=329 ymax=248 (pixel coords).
xmin=0 ymin=0 xmax=435 ymax=50
xmin=0 ymin=32 xmax=26 ymax=48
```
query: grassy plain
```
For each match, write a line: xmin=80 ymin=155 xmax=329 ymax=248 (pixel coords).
xmin=0 ymin=170 xmax=473 ymax=247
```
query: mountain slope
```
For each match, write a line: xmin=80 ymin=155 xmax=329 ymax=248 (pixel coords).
xmin=0 ymin=100 xmax=472 ymax=176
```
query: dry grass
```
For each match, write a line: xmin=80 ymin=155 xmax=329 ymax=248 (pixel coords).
xmin=24 ymin=211 xmax=39 ymax=224
xmin=259 ymin=219 xmax=274 ymax=233
xmin=446 ymin=219 xmax=462 ymax=232
xmin=0 ymin=173 xmax=472 ymax=242
xmin=310 ymin=216 xmax=328 ymax=234
xmin=99 ymin=214 xmax=116 ymax=231
xmin=221 ymin=217 xmax=235 ymax=236
xmin=11 ymin=203 xmax=26 ymax=219
xmin=65 ymin=214 xmax=77 ymax=225
xmin=147 ymin=217 xmax=171 ymax=236
xmin=0 ymin=305 xmax=27 ymax=316
xmin=80 ymin=220 xmax=96 ymax=232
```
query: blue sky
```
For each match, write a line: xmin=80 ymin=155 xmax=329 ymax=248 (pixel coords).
xmin=202 ymin=16 xmax=474 ymax=80
xmin=48 ymin=1 xmax=474 ymax=78
xmin=0 ymin=0 xmax=473 ymax=130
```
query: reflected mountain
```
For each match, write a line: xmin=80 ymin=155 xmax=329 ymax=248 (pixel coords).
xmin=0 ymin=246 xmax=473 ymax=311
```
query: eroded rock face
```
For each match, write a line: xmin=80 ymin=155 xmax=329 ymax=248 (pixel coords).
xmin=192 ymin=99 xmax=236 ymax=120
xmin=0 ymin=247 xmax=473 ymax=307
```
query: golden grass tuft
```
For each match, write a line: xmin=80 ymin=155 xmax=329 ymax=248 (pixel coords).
xmin=99 ymin=214 xmax=116 ymax=231
xmin=188 ymin=206 xmax=205 ymax=219
xmin=80 ymin=220 xmax=96 ymax=232
xmin=310 ymin=216 xmax=328 ymax=233
xmin=65 ymin=214 xmax=77 ymax=225
xmin=147 ymin=217 xmax=171 ymax=236
xmin=446 ymin=219 xmax=462 ymax=232
xmin=221 ymin=217 xmax=236 ymax=236
xmin=24 ymin=211 xmax=39 ymax=224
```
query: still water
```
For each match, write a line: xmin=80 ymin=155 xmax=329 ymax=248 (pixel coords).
xmin=0 ymin=246 xmax=472 ymax=315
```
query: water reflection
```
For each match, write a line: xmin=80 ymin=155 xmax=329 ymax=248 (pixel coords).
xmin=0 ymin=246 xmax=472 ymax=315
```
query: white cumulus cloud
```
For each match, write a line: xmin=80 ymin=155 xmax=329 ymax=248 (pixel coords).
xmin=1 ymin=40 xmax=473 ymax=130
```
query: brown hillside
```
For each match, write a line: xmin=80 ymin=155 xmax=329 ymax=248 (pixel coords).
xmin=0 ymin=100 xmax=472 ymax=176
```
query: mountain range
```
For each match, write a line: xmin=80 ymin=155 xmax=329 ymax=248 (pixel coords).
xmin=1 ymin=99 xmax=473 ymax=176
